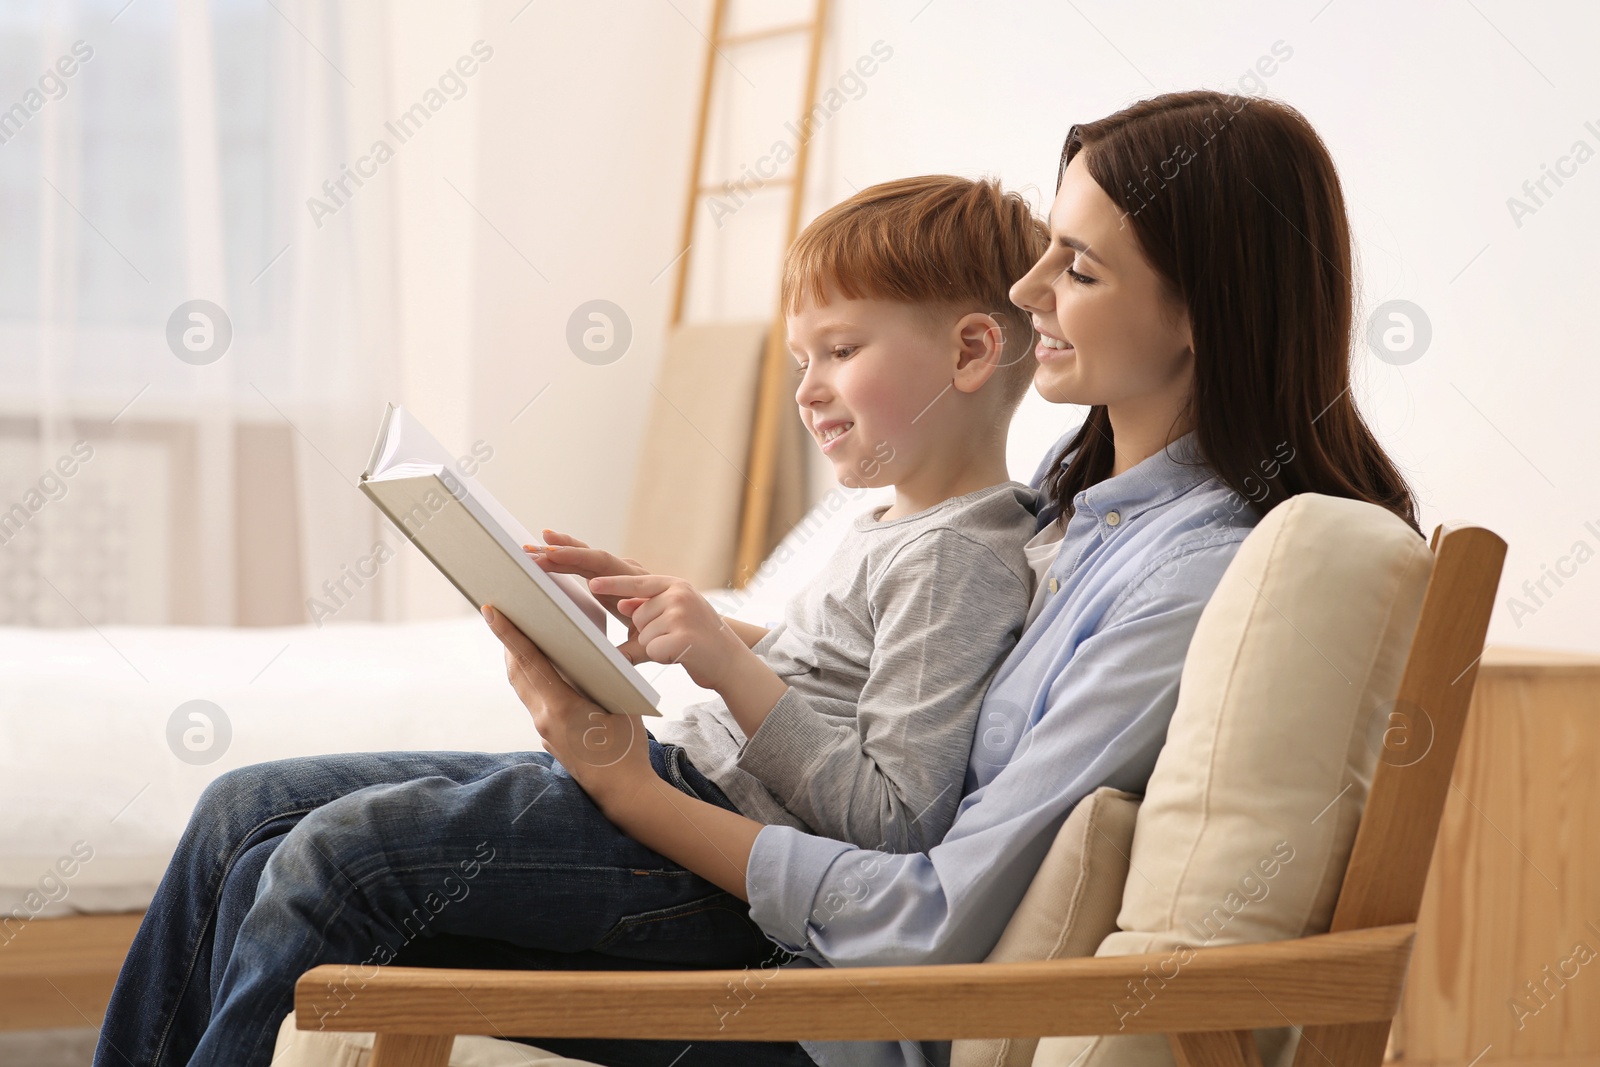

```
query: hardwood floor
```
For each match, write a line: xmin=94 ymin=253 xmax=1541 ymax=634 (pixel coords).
xmin=0 ymin=912 xmax=143 ymax=1032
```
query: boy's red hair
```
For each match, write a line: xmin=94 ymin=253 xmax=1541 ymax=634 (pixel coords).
xmin=780 ymin=175 xmax=1049 ymax=403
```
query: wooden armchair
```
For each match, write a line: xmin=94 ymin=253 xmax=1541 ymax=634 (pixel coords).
xmin=294 ymin=522 xmax=1506 ymax=1067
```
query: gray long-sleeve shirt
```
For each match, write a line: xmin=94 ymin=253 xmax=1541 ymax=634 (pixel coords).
xmin=653 ymin=481 xmax=1037 ymax=854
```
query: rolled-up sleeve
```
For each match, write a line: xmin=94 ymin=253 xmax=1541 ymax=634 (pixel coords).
xmin=745 ymin=541 xmax=1241 ymax=969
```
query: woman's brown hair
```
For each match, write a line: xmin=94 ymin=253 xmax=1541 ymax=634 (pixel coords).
xmin=1043 ymin=91 xmax=1420 ymax=534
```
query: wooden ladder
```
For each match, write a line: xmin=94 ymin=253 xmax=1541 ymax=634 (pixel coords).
xmin=668 ymin=0 xmax=832 ymax=586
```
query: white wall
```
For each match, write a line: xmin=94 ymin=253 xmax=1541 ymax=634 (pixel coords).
xmin=466 ymin=2 xmax=704 ymax=560
xmin=385 ymin=2 xmax=486 ymax=621
xmin=442 ymin=0 xmax=1598 ymax=653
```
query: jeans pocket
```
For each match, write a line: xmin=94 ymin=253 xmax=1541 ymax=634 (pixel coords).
xmin=592 ymin=890 xmax=767 ymax=962
xmin=662 ymin=744 xmax=737 ymax=812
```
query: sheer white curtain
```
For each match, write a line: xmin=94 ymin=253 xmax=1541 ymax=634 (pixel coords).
xmin=273 ymin=0 xmax=409 ymax=628
xmin=0 ymin=0 xmax=407 ymax=627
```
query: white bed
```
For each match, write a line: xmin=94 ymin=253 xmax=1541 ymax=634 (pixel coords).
xmin=2 ymin=617 xmax=638 ymax=917
xmin=0 ymin=486 xmax=886 ymax=921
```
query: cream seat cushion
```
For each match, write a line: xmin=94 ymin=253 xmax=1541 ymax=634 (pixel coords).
xmin=1033 ymin=493 xmax=1433 ymax=1067
xmin=272 ymin=1014 xmax=601 ymax=1066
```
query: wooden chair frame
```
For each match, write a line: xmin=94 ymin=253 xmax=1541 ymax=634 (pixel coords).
xmin=294 ymin=523 xmax=1506 ymax=1067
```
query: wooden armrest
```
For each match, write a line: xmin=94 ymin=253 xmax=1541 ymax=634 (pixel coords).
xmin=294 ymin=923 xmax=1413 ymax=1042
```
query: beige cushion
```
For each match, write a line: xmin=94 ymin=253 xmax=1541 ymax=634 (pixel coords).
xmin=272 ymin=1013 xmax=603 ymax=1066
xmin=951 ymin=787 xmax=1141 ymax=1067
xmin=1034 ymin=494 xmax=1433 ymax=1067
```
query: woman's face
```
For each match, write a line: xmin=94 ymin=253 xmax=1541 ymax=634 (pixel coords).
xmin=1010 ymin=152 xmax=1193 ymax=415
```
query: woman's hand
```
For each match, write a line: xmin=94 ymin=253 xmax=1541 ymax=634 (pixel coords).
xmin=484 ymin=605 xmax=764 ymax=902
xmin=481 ymin=604 xmax=654 ymax=814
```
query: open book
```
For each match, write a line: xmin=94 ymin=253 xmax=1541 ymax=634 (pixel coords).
xmin=359 ymin=404 xmax=660 ymax=717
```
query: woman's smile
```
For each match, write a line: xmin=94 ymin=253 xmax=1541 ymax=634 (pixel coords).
xmin=1034 ymin=329 xmax=1074 ymax=362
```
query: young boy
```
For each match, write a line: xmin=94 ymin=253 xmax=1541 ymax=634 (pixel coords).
xmin=535 ymin=175 xmax=1048 ymax=854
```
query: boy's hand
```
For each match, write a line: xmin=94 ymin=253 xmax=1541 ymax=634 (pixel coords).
xmin=588 ymin=573 xmax=745 ymax=692
xmin=525 ymin=530 xmax=646 ymax=624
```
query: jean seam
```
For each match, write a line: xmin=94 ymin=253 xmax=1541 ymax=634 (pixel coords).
xmin=240 ymin=973 xmax=300 ymax=1066
xmin=375 ymin=861 xmax=698 ymax=878
xmin=148 ymin=803 xmax=334 ymax=1067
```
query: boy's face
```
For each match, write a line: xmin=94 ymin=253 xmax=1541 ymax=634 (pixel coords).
xmin=786 ymin=292 xmax=955 ymax=489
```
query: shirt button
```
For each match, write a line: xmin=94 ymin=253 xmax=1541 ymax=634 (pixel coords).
xmin=1048 ymin=577 xmax=1059 ymax=593
xmin=1105 ymin=510 xmax=1122 ymax=527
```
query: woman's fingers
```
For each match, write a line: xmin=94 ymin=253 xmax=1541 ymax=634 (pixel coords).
xmin=482 ymin=605 xmax=575 ymax=705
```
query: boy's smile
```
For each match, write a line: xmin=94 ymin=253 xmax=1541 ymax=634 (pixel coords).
xmin=814 ymin=419 xmax=854 ymax=453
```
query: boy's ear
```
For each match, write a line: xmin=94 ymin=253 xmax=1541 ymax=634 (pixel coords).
xmin=951 ymin=312 xmax=1004 ymax=395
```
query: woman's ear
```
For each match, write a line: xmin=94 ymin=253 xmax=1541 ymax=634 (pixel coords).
xmin=1165 ymin=286 xmax=1194 ymax=357
xmin=951 ymin=312 xmax=1004 ymax=395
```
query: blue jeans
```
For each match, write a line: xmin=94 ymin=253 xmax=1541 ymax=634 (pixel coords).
xmin=93 ymin=739 xmax=817 ymax=1067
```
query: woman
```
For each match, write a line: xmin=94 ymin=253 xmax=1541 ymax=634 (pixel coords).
xmin=95 ymin=91 xmax=1415 ymax=1067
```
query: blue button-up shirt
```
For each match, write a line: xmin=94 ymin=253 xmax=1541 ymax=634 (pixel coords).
xmin=743 ymin=425 xmax=1263 ymax=1067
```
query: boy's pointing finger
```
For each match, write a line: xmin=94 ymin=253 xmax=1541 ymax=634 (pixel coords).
xmin=589 ymin=574 xmax=672 ymax=598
